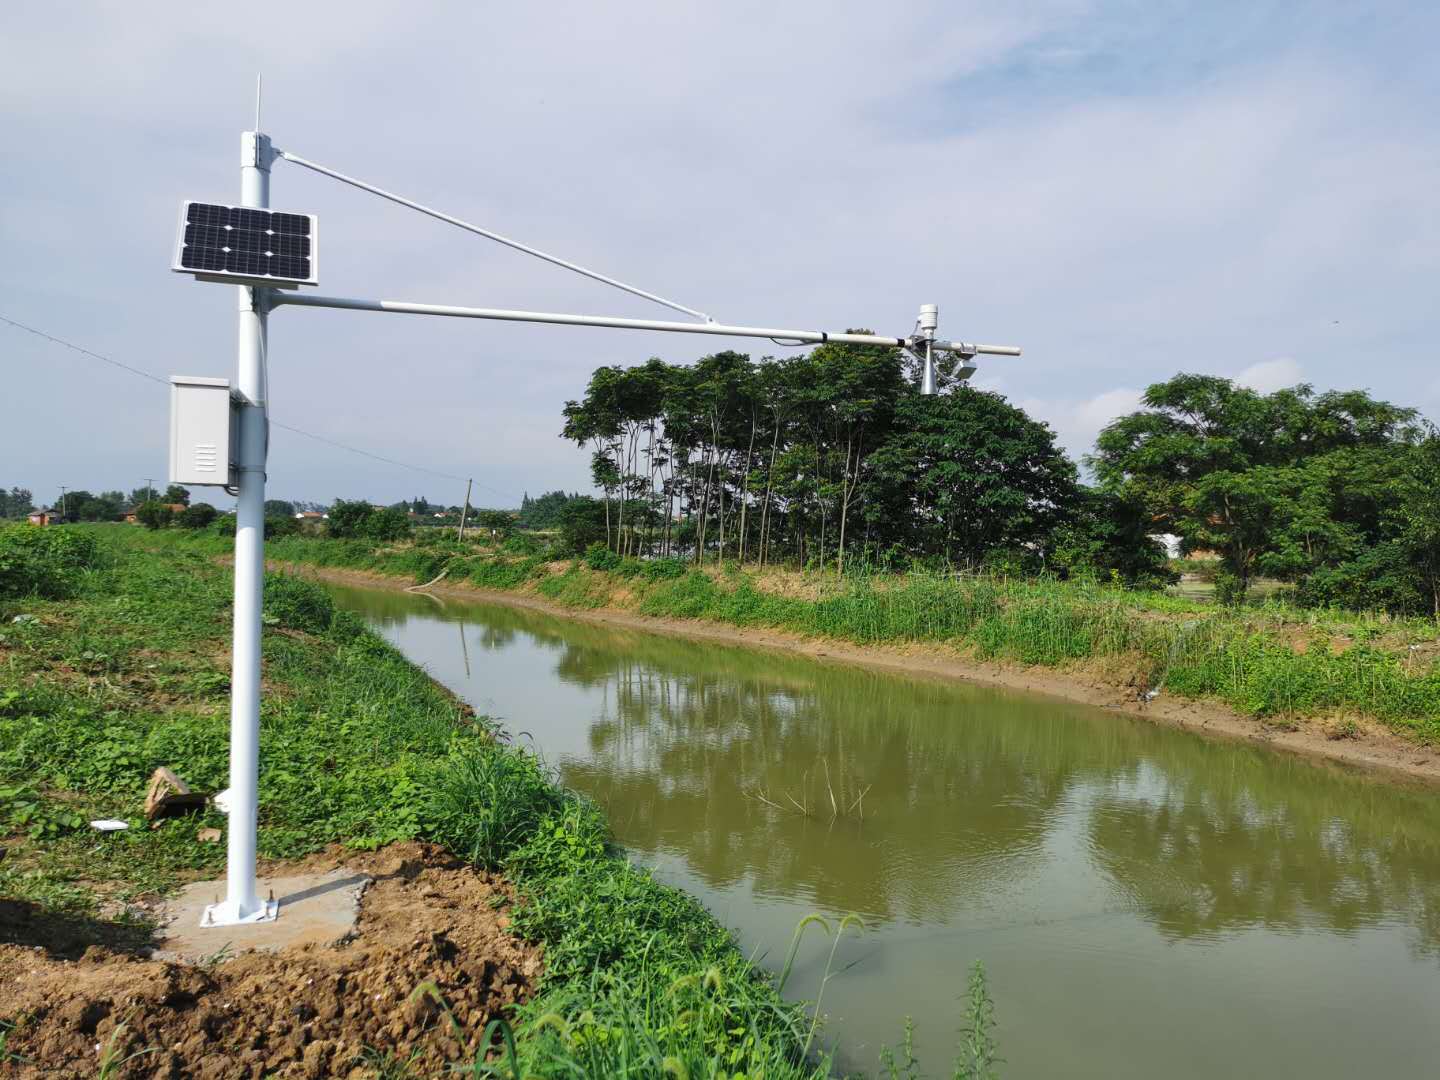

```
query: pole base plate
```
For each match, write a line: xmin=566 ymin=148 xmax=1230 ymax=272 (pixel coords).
xmin=201 ymin=897 xmax=278 ymax=928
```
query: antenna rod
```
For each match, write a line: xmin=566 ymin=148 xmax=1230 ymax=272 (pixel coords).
xmin=275 ymin=149 xmax=713 ymax=323
xmin=273 ymin=292 xmax=1021 ymax=357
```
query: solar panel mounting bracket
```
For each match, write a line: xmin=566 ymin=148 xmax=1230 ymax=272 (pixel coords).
xmin=193 ymin=272 xmax=302 ymax=291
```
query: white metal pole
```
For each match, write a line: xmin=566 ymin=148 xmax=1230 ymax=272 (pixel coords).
xmin=206 ymin=130 xmax=277 ymax=927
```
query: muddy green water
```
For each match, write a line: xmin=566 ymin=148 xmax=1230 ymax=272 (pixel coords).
xmin=330 ymin=583 xmax=1440 ymax=1077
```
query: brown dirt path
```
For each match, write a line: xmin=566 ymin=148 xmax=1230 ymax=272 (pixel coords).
xmin=0 ymin=842 xmax=539 ymax=1078
xmin=287 ymin=561 xmax=1440 ymax=787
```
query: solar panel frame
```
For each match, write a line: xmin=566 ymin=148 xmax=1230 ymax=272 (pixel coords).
xmin=171 ymin=201 xmax=320 ymax=288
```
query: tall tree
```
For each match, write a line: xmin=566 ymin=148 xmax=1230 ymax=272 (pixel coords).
xmin=867 ymin=388 xmax=1078 ymax=568
xmin=0 ymin=488 xmax=35 ymax=518
xmin=1093 ymin=374 xmax=1418 ymax=599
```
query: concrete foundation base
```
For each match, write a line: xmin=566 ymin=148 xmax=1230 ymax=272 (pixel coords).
xmin=154 ymin=869 xmax=371 ymax=963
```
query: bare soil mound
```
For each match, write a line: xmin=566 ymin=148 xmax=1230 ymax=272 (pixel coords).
xmin=0 ymin=842 xmax=540 ymax=1078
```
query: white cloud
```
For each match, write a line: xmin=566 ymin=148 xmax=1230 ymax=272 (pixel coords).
xmin=1235 ymin=357 xmax=1303 ymax=393
xmin=2 ymin=3 xmax=1437 ymax=505
xmin=1014 ymin=386 xmax=1143 ymax=465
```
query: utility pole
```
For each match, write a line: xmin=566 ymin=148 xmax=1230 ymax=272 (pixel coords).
xmin=59 ymin=486 xmax=67 ymax=521
xmin=143 ymin=477 xmax=155 ymax=503
xmin=456 ymin=478 xmax=472 ymax=542
xmin=207 ymin=130 xmax=276 ymax=927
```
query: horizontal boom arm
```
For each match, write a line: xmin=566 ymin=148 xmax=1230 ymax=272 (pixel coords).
xmin=271 ymin=292 xmax=1020 ymax=356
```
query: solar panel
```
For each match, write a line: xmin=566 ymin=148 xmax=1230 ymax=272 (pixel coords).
xmin=172 ymin=201 xmax=318 ymax=287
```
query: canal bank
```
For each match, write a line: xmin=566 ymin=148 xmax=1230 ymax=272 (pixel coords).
xmin=279 ymin=559 xmax=1440 ymax=785
xmin=0 ymin=529 xmax=834 ymax=1076
xmin=327 ymin=577 xmax=1440 ymax=1079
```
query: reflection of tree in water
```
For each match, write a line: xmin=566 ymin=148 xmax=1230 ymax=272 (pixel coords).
xmin=331 ymin=584 xmax=1440 ymax=957
xmin=555 ymin=649 xmax=1081 ymax=926
xmin=1087 ymin=755 xmax=1440 ymax=960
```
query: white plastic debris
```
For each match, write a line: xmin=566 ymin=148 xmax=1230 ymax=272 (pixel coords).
xmin=90 ymin=819 xmax=130 ymax=832
xmin=212 ymin=787 xmax=232 ymax=814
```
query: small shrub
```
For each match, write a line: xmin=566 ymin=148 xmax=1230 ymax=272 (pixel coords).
xmin=177 ymin=503 xmax=218 ymax=529
xmin=641 ymin=556 xmax=687 ymax=581
xmin=584 ymin=542 xmax=622 ymax=571
xmin=265 ymin=514 xmax=300 ymax=539
xmin=261 ymin=573 xmax=335 ymax=634
xmin=1213 ymin=571 xmax=1247 ymax=606
xmin=0 ymin=525 xmax=99 ymax=599
xmin=135 ymin=501 xmax=174 ymax=530
xmin=327 ymin=500 xmax=410 ymax=542
xmin=501 ymin=532 xmax=545 ymax=556
xmin=362 ymin=507 xmax=412 ymax=542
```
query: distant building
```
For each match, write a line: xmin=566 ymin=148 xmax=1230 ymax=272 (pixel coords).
xmin=27 ymin=508 xmax=59 ymax=526
xmin=295 ymin=510 xmax=327 ymax=520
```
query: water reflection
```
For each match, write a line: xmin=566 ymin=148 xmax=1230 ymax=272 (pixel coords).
xmin=333 ymin=584 xmax=1440 ymax=1076
xmin=345 ymin=585 xmax=1440 ymax=954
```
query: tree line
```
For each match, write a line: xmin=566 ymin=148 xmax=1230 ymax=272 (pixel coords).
xmin=1095 ymin=374 xmax=1440 ymax=615
xmin=556 ymin=345 xmax=1439 ymax=615
xmin=0 ymin=485 xmax=195 ymax=523
xmin=558 ymin=343 xmax=1168 ymax=583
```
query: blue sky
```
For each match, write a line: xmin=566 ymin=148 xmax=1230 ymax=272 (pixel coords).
xmin=3 ymin=1 xmax=1436 ymax=508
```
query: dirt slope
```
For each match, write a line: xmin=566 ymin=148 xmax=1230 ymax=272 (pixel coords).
xmin=0 ymin=843 xmax=539 ymax=1078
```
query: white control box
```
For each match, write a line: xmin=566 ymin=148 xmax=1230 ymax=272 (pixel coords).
xmin=169 ymin=376 xmax=237 ymax=487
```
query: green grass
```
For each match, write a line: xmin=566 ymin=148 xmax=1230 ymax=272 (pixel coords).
xmin=209 ymin=528 xmax=1440 ymax=741
xmin=637 ymin=570 xmax=1440 ymax=737
xmin=0 ymin=526 xmax=849 ymax=1075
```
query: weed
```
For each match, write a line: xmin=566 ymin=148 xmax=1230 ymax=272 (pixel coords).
xmin=426 ymin=745 xmax=566 ymax=869
xmin=955 ymin=961 xmax=1002 ymax=1080
xmin=356 ymin=1045 xmax=426 ymax=1079
xmin=195 ymin=941 xmax=234 ymax=971
xmin=0 ymin=784 xmax=85 ymax=840
xmin=0 ymin=1017 xmax=31 ymax=1066
xmin=95 ymin=1016 xmax=156 ymax=1079
xmin=1327 ymin=718 xmax=1361 ymax=740
xmin=0 ymin=525 xmax=100 ymax=600
xmin=879 ymin=1018 xmax=920 ymax=1080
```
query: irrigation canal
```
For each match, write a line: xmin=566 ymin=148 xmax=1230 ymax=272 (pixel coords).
xmin=330 ymin=582 xmax=1440 ymax=1077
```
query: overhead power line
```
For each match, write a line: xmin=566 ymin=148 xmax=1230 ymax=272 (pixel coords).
xmin=1 ymin=313 xmax=519 ymax=502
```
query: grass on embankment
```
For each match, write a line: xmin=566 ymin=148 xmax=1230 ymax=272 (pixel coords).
xmin=0 ymin=527 xmax=850 ymax=1076
xmin=177 ymin=528 xmax=1440 ymax=744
